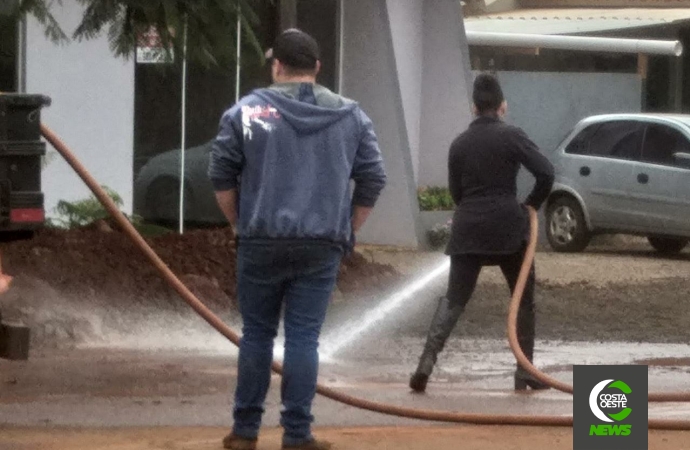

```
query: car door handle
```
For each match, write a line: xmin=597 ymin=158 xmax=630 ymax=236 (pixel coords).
xmin=638 ymin=173 xmax=649 ymax=184
xmin=579 ymin=166 xmax=591 ymax=177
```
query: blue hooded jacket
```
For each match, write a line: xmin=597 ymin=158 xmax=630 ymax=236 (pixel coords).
xmin=208 ymin=83 xmax=387 ymax=247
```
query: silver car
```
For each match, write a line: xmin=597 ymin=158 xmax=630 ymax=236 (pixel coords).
xmin=546 ymin=114 xmax=690 ymax=253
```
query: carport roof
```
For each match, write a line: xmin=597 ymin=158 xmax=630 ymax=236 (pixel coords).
xmin=464 ymin=8 xmax=690 ymax=35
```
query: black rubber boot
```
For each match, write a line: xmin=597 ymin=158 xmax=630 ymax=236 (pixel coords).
xmin=409 ymin=354 xmax=433 ymax=393
xmin=410 ymin=296 xmax=465 ymax=393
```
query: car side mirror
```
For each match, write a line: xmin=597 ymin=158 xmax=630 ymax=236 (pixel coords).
xmin=674 ymin=152 xmax=690 ymax=168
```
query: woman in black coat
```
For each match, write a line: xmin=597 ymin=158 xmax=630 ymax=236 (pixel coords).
xmin=410 ymin=74 xmax=555 ymax=393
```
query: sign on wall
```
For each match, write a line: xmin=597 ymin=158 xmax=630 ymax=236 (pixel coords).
xmin=136 ymin=27 xmax=174 ymax=64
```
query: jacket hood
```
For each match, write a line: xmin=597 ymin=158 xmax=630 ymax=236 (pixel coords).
xmin=253 ymin=83 xmax=357 ymax=135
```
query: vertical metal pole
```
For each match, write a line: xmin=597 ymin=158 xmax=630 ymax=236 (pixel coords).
xmin=179 ymin=18 xmax=188 ymax=235
xmin=236 ymin=7 xmax=241 ymax=103
xmin=638 ymin=53 xmax=648 ymax=112
xmin=337 ymin=0 xmax=344 ymax=94
xmin=280 ymin=0 xmax=298 ymax=31
xmin=16 ymin=16 xmax=26 ymax=93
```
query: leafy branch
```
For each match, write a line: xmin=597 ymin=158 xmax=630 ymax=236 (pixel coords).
xmin=15 ymin=0 xmax=264 ymax=67
xmin=17 ymin=0 xmax=69 ymax=44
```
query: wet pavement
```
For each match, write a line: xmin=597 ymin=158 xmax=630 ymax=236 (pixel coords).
xmin=2 ymin=337 xmax=690 ymax=429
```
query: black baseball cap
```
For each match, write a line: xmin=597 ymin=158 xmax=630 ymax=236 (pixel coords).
xmin=265 ymin=28 xmax=320 ymax=70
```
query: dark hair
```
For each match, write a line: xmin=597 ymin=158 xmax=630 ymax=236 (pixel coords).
xmin=282 ymin=65 xmax=318 ymax=77
xmin=268 ymin=28 xmax=320 ymax=72
xmin=473 ymin=73 xmax=505 ymax=114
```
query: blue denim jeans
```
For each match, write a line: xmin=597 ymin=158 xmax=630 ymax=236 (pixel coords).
xmin=232 ymin=241 xmax=343 ymax=446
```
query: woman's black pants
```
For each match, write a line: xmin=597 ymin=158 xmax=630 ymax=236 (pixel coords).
xmin=414 ymin=249 xmax=536 ymax=377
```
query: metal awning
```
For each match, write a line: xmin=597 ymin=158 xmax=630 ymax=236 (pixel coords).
xmin=465 ymin=8 xmax=690 ymax=35
xmin=467 ymin=31 xmax=682 ymax=56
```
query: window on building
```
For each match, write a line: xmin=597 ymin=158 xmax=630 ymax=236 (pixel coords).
xmin=132 ymin=0 xmax=279 ymax=224
xmin=133 ymin=1 xmax=278 ymax=174
xmin=132 ymin=0 xmax=342 ymax=227
xmin=296 ymin=0 xmax=338 ymax=91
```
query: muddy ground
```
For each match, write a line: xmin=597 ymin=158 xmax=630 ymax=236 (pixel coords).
xmin=1 ymin=225 xmax=398 ymax=305
xmin=0 ymin=226 xmax=398 ymax=347
xmin=1 ymin=229 xmax=690 ymax=347
xmin=363 ymin=235 xmax=690 ymax=344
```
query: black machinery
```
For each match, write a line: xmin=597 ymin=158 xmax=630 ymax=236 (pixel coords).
xmin=0 ymin=92 xmax=50 ymax=360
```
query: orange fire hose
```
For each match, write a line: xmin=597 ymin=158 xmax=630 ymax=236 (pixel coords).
xmin=40 ymin=124 xmax=690 ymax=430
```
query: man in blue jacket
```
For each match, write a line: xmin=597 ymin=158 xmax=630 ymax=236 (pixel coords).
xmin=209 ymin=29 xmax=386 ymax=450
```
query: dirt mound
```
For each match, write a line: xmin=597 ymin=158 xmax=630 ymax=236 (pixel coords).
xmin=1 ymin=226 xmax=399 ymax=312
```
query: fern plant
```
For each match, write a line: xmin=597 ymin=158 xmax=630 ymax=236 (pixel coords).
xmin=52 ymin=186 xmax=124 ymax=228
xmin=50 ymin=186 xmax=172 ymax=236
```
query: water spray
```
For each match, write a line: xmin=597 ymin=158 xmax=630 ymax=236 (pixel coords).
xmin=321 ymin=258 xmax=450 ymax=360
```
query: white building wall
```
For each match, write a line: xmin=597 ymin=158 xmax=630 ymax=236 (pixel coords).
xmin=418 ymin=0 xmax=473 ymax=188
xmin=342 ymin=0 xmax=474 ymax=247
xmin=386 ymin=0 xmax=424 ymax=183
xmin=386 ymin=0 xmax=474 ymax=188
xmin=341 ymin=0 xmax=420 ymax=247
xmin=26 ymin=1 xmax=135 ymax=215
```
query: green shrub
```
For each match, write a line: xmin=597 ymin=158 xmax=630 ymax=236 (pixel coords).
xmin=418 ymin=186 xmax=454 ymax=211
xmin=49 ymin=187 xmax=172 ymax=236
xmin=52 ymin=186 xmax=124 ymax=229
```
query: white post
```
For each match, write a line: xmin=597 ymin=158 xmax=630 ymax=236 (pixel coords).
xmin=337 ymin=0 xmax=344 ymax=94
xmin=16 ymin=16 xmax=27 ymax=93
xmin=236 ymin=9 xmax=242 ymax=103
xmin=179 ymin=17 xmax=188 ymax=235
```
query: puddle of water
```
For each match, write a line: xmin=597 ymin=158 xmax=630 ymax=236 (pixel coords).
xmin=324 ymin=337 xmax=690 ymax=382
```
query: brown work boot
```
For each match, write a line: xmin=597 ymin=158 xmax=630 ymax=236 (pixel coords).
xmin=223 ymin=433 xmax=258 ymax=450
xmin=282 ymin=438 xmax=333 ymax=449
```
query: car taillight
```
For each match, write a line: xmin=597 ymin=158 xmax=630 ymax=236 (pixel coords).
xmin=10 ymin=208 xmax=44 ymax=223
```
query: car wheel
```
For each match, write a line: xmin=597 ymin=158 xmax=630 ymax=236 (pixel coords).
xmin=146 ymin=177 xmax=193 ymax=225
xmin=546 ymin=197 xmax=591 ymax=253
xmin=648 ymin=236 xmax=688 ymax=255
